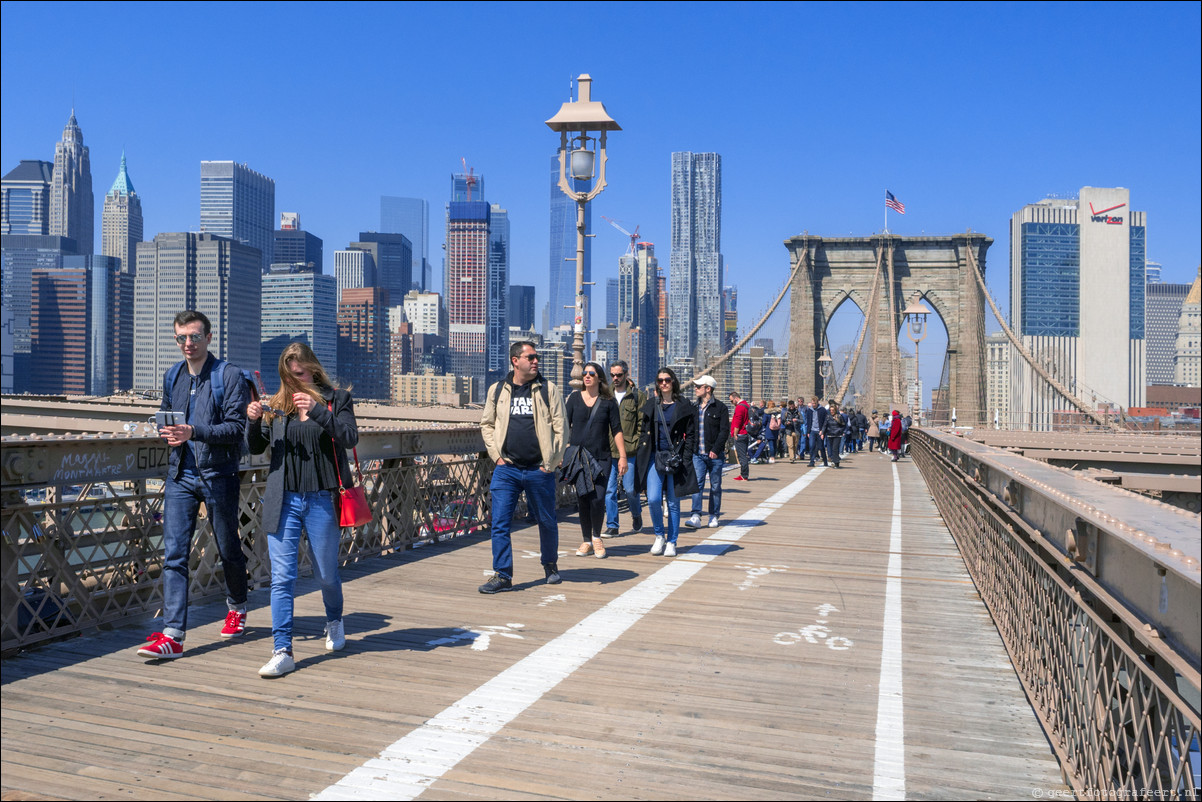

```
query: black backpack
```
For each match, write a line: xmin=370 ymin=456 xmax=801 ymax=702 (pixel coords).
xmin=745 ymin=406 xmax=764 ymax=438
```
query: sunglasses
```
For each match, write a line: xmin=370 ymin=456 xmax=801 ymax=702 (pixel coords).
xmin=583 ymin=370 xmax=599 ymax=377
xmin=656 ymin=378 xmax=673 ymax=384
xmin=610 ymin=372 xmax=625 ymax=379
xmin=518 ymin=353 xmax=539 ymax=361
xmin=174 ymin=333 xmax=206 ymax=344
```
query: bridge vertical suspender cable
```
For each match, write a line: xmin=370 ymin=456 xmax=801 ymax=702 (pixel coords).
xmin=833 ymin=242 xmax=887 ymax=404
xmin=885 ymin=240 xmax=904 ymax=406
xmin=963 ymin=244 xmax=1115 ymax=429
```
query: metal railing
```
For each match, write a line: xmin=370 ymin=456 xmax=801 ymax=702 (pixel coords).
xmin=910 ymin=428 xmax=1201 ymax=798
xmin=1 ymin=426 xmax=574 ymax=654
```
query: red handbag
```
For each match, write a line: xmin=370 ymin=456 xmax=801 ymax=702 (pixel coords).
xmin=329 ymin=403 xmax=371 ymax=528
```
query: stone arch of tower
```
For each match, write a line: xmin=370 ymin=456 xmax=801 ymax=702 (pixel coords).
xmin=785 ymin=233 xmax=992 ymax=424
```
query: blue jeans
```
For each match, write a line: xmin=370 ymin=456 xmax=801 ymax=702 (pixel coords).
xmin=490 ymin=464 xmax=559 ymax=580
xmin=162 ymin=472 xmax=248 ymax=641
xmin=266 ymin=491 xmax=344 ymax=652
xmin=605 ymin=460 xmax=642 ymax=529
xmin=806 ymin=431 xmax=827 ymax=465
xmin=690 ymin=453 xmax=724 ymax=517
xmin=645 ymin=467 xmax=680 ymax=543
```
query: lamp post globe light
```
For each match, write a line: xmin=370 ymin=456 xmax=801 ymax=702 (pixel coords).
xmin=817 ymin=350 xmax=833 ymax=401
xmin=902 ymin=295 xmax=932 ymax=423
xmin=546 ymin=74 xmax=621 ymax=390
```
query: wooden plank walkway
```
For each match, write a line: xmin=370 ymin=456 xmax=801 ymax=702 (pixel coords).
xmin=1 ymin=450 xmax=1067 ymax=800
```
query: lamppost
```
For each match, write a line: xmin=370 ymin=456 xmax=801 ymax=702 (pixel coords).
xmin=817 ymin=349 xmax=833 ymax=401
xmin=546 ymin=74 xmax=620 ymax=390
xmin=902 ymin=295 xmax=931 ymax=423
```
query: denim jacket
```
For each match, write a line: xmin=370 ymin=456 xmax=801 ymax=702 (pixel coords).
xmin=161 ymin=354 xmax=249 ymax=479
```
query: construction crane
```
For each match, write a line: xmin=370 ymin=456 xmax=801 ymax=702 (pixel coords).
xmin=601 ymin=215 xmax=640 ymax=256
xmin=459 ymin=157 xmax=478 ymax=202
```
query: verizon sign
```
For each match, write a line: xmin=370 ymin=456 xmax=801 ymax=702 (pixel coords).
xmin=1089 ymin=201 xmax=1126 ymax=225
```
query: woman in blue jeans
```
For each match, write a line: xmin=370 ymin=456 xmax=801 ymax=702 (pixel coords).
xmin=635 ymin=368 xmax=698 ymax=557
xmin=248 ymin=342 xmax=359 ymax=677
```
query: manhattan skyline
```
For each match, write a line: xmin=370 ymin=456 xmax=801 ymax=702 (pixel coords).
xmin=3 ymin=2 xmax=1199 ymax=397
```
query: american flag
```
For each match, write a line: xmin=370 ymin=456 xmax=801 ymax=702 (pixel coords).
xmin=885 ymin=191 xmax=906 ymax=214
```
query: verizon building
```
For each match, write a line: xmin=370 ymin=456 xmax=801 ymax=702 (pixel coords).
xmin=1008 ymin=187 xmax=1145 ymax=428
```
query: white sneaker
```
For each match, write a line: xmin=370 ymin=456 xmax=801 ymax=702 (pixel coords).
xmin=650 ymin=536 xmax=665 ymax=555
xmin=686 ymin=514 xmax=702 ymax=529
xmin=259 ymin=649 xmax=295 ymax=677
xmin=664 ymin=541 xmax=677 ymax=557
xmin=769 ymin=457 xmax=775 ymax=464
xmin=325 ymin=619 xmax=345 ymax=652
xmin=708 ymin=516 xmax=719 ymax=528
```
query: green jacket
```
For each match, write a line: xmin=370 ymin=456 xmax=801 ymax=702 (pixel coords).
xmin=609 ymin=385 xmax=647 ymax=458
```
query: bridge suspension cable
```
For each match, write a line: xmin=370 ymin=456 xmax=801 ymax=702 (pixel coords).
xmin=832 ymin=242 xmax=887 ymax=404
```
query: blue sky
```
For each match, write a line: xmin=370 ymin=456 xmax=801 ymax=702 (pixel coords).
xmin=3 ymin=1 xmax=1199 ymax=398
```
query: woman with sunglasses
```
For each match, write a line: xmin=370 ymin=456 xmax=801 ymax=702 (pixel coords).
xmin=635 ymin=368 xmax=698 ymax=557
xmin=247 ymin=342 xmax=359 ymax=678
xmin=565 ymin=362 xmax=626 ymax=558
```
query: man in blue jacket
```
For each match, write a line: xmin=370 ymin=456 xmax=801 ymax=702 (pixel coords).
xmin=138 ymin=311 xmax=250 ymax=659
xmin=801 ymin=396 xmax=828 ymax=468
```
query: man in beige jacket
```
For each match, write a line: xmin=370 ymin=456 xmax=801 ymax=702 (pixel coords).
xmin=478 ymin=341 xmax=566 ymax=593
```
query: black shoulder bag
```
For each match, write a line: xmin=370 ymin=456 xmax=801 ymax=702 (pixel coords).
xmin=654 ymin=401 xmax=685 ymax=474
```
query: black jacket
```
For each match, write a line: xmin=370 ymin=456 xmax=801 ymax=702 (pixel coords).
xmin=161 ymin=353 xmax=249 ymax=479
xmin=693 ymin=398 xmax=730 ymax=457
xmin=822 ymin=409 xmax=846 ymax=438
xmin=636 ymin=397 xmax=699 ymax=497
xmin=248 ymin=386 xmax=359 ymax=534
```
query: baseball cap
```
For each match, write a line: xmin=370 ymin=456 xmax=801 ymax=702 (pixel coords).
xmin=693 ymin=375 xmax=717 ymax=388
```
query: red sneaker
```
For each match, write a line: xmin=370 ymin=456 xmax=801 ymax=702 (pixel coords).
xmin=137 ymin=632 xmax=183 ymax=659
xmin=733 ymin=475 xmax=748 ymax=481
xmin=220 ymin=610 xmax=247 ymax=638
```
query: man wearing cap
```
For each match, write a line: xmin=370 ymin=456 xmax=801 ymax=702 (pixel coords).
xmin=687 ymin=376 xmax=729 ymax=528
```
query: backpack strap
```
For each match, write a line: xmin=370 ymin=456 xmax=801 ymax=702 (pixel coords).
xmin=211 ymin=360 xmax=227 ymax=413
xmin=163 ymin=361 xmax=185 ymax=405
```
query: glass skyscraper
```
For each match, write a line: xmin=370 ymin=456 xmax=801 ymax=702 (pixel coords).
xmin=487 ymin=205 xmax=509 ymax=388
xmin=199 ymin=161 xmax=275 ymax=273
xmin=668 ymin=151 xmax=723 ymax=365
xmin=380 ymin=197 xmax=430 ymax=292
xmin=261 ymin=264 xmax=337 ymax=385
xmin=50 ymin=111 xmax=93 ymax=255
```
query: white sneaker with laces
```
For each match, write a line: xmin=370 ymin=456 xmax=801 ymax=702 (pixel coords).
xmin=325 ymin=619 xmax=346 ymax=652
xmin=664 ymin=541 xmax=678 ymax=557
xmin=650 ymin=535 xmax=665 ymax=555
xmin=708 ymin=516 xmax=719 ymax=528
xmin=686 ymin=514 xmax=702 ymax=529
xmin=259 ymin=649 xmax=296 ymax=677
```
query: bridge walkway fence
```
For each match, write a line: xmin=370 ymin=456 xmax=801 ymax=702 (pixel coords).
xmin=1 ymin=427 xmax=577 ymax=655
xmin=909 ymin=428 xmax=1201 ymax=798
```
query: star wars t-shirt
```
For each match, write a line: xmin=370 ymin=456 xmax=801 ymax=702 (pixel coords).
xmin=502 ymin=381 xmax=542 ymax=468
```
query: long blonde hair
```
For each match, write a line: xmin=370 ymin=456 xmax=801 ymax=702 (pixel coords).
xmin=265 ymin=342 xmax=335 ymax=421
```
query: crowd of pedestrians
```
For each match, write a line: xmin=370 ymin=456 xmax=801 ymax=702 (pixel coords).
xmin=136 ymin=313 xmax=913 ymax=674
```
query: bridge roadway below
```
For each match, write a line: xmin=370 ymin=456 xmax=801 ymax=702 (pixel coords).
xmin=1 ymin=451 xmax=1066 ymax=800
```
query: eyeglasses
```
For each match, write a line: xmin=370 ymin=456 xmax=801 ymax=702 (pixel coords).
xmin=656 ymin=378 xmax=673 ymax=384
xmin=174 ymin=333 xmax=205 ymax=344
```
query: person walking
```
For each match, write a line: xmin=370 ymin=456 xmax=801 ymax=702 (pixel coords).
xmin=729 ymin=391 xmax=752 ymax=481
xmin=564 ymin=362 xmax=626 ymax=559
xmin=686 ymin=375 xmax=729 ymax=530
xmin=137 ymin=311 xmax=250 ymax=660
xmin=823 ymin=400 xmax=846 ymax=468
xmin=247 ymin=342 xmax=358 ymax=678
xmin=603 ymin=360 xmax=645 ymax=536
xmin=636 ymin=368 xmax=698 ymax=557
xmin=478 ymin=342 xmax=567 ymax=593
xmin=751 ymin=400 xmax=779 ymax=464
xmin=782 ymin=400 xmax=802 ymax=462
xmin=855 ymin=409 xmax=870 ymax=451
xmin=803 ymin=396 xmax=828 ymax=467
xmin=887 ymin=410 xmax=904 ymax=462
xmin=867 ymin=411 xmax=881 ymax=452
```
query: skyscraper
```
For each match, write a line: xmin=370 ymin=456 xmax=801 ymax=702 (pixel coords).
xmin=1175 ymin=270 xmax=1201 ymax=387
xmin=1 ymin=234 xmax=76 ymax=392
xmin=133 ymin=232 xmax=261 ymax=390
xmin=668 ymin=152 xmax=723 ymax=365
xmin=261 ymin=263 xmax=337 ymax=383
xmin=273 ymin=214 xmax=323 ymax=269
xmin=547 ymin=155 xmax=591 ymax=332
xmin=337 ymin=287 xmax=390 ymax=399
xmin=446 ymin=200 xmax=490 ymax=399
xmin=1145 ymin=261 xmax=1163 ymax=284
xmin=50 ymin=111 xmax=93 ymax=255
xmin=606 ymin=278 xmax=619 ymax=328
xmin=1008 ymin=188 xmax=1146 ymax=427
xmin=509 ymin=285 xmax=536 ymax=332
xmin=380 ymin=197 xmax=431 ymax=291
xmin=486 ymin=204 xmax=509 ymax=387
xmin=334 ymin=248 xmax=375 ymax=302
xmin=622 ymin=242 xmax=661 ymax=389
xmin=199 ymin=161 xmax=275 ymax=273
xmin=722 ymin=286 xmax=738 ymax=353
xmin=1146 ymin=281 xmax=1193 ymax=385
xmin=2 ymin=160 xmax=54 ymax=235
xmin=354 ymin=232 xmax=412 ymax=303
xmin=101 ymin=152 xmax=142 ymax=273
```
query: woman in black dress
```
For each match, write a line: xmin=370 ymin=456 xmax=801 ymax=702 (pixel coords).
xmin=565 ymin=361 xmax=627 ymax=559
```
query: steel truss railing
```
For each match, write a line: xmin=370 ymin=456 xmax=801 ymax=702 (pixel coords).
xmin=910 ymin=429 xmax=1200 ymax=798
xmin=1 ymin=427 xmax=574 ymax=654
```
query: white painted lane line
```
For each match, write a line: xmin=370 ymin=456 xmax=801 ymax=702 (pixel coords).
xmin=873 ymin=461 xmax=906 ymax=801
xmin=315 ymin=467 xmax=826 ymax=801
